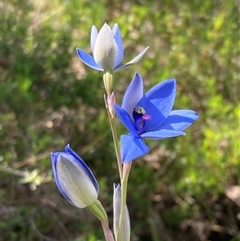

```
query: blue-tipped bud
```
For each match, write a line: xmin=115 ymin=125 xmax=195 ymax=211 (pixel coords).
xmin=51 ymin=144 xmax=99 ymax=208
xmin=93 ymin=23 xmax=118 ymax=71
xmin=113 ymin=184 xmax=130 ymax=241
xmin=76 ymin=23 xmax=149 ymax=73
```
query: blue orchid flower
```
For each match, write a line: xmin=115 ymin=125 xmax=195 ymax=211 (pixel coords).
xmin=76 ymin=23 xmax=149 ymax=72
xmin=51 ymin=144 xmax=99 ymax=208
xmin=115 ymin=73 xmax=199 ymax=163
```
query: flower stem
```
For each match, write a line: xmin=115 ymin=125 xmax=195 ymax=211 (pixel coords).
xmin=107 ymin=111 xmax=123 ymax=180
xmin=101 ymin=222 xmax=115 ymax=241
xmin=103 ymin=73 xmax=123 ymax=180
xmin=117 ymin=162 xmax=132 ymax=241
xmin=103 ymin=72 xmax=131 ymax=241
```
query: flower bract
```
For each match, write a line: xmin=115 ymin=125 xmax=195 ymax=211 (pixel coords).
xmin=113 ymin=184 xmax=130 ymax=241
xmin=51 ymin=144 xmax=99 ymax=208
xmin=115 ymin=73 xmax=199 ymax=163
xmin=76 ymin=23 xmax=149 ymax=72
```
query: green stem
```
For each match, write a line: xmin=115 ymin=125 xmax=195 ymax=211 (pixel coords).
xmin=107 ymin=110 xmax=123 ymax=180
xmin=103 ymin=72 xmax=131 ymax=240
xmin=88 ymin=200 xmax=109 ymax=226
xmin=117 ymin=162 xmax=132 ymax=241
xmin=89 ymin=201 xmax=115 ymax=241
xmin=103 ymin=72 xmax=123 ymax=180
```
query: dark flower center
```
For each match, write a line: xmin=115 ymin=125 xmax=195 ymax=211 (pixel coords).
xmin=133 ymin=106 xmax=151 ymax=134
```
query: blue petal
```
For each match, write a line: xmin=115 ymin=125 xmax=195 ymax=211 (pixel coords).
xmin=138 ymin=79 xmax=176 ymax=131
xmin=76 ymin=48 xmax=103 ymax=71
xmin=146 ymin=79 xmax=176 ymax=117
xmin=121 ymin=134 xmax=150 ymax=163
xmin=137 ymin=95 xmax=167 ymax=132
xmin=159 ymin=110 xmax=199 ymax=131
xmin=122 ymin=73 xmax=143 ymax=117
xmin=65 ymin=144 xmax=99 ymax=193
xmin=91 ymin=25 xmax=98 ymax=53
xmin=141 ymin=129 xmax=185 ymax=140
xmin=51 ymin=152 xmax=58 ymax=178
xmin=114 ymin=46 xmax=150 ymax=72
xmin=51 ymin=152 xmax=62 ymax=192
xmin=115 ymin=104 xmax=138 ymax=135
xmin=112 ymin=23 xmax=124 ymax=67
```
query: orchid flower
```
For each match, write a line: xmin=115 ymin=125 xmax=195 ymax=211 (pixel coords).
xmin=51 ymin=144 xmax=99 ymax=208
xmin=115 ymin=73 xmax=199 ymax=163
xmin=76 ymin=23 xmax=149 ymax=72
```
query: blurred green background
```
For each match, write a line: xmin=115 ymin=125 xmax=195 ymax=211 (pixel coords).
xmin=1 ymin=0 xmax=239 ymax=240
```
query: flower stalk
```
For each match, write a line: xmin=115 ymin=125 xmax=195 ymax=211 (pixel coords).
xmin=89 ymin=200 xmax=115 ymax=241
xmin=117 ymin=162 xmax=132 ymax=241
xmin=103 ymin=72 xmax=113 ymax=97
xmin=101 ymin=222 xmax=115 ymax=241
xmin=88 ymin=200 xmax=109 ymax=225
xmin=103 ymin=72 xmax=123 ymax=180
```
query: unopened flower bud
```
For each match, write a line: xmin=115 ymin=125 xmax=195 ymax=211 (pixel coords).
xmin=51 ymin=144 xmax=99 ymax=208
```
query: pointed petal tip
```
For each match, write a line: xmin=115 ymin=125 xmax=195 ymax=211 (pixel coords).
xmin=113 ymin=23 xmax=119 ymax=29
xmin=133 ymin=72 xmax=144 ymax=86
xmin=102 ymin=22 xmax=110 ymax=29
xmin=50 ymin=152 xmax=56 ymax=160
xmin=163 ymin=78 xmax=176 ymax=84
xmin=145 ymin=46 xmax=150 ymax=51
xmin=113 ymin=183 xmax=120 ymax=189
xmin=76 ymin=48 xmax=83 ymax=56
xmin=121 ymin=71 xmax=144 ymax=115
xmin=65 ymin=144 xmax=71 ymax=152
xmin=191 ymin=111 xmax=199 ymax=121
xmin=152 ymin=78 xmax=177 ymax=95
xmin=134 ymin=72 xmax=141 ymax=78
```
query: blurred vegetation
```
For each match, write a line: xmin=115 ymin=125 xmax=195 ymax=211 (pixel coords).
xmin=1 ymin=0 xmax=239 ymax=240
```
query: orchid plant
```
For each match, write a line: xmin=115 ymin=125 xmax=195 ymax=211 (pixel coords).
xmin=50 ymin=23 xmax=198 ymax=241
